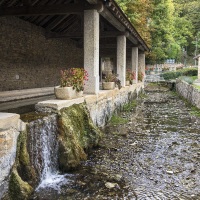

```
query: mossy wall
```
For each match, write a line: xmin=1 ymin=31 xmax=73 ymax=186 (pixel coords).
xmin=3 ymin=130 xmax=37 ymax=200
xmin=3 ymin=103 xmax=102 ymax=199
xmin=58 ymin=103 xmax=102 ymax=171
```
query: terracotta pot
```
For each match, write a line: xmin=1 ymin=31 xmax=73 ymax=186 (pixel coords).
xmin=54 ymin=86 xmax=77 ymax=100
xmin=102 ymin=82 xmax=115 ymax=90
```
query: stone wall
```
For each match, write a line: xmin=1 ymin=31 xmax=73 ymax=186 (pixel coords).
xmin=176 ymin=79 xmax=200 ymax=109
xmin=0 ymin=17 xmax=84 ymax=91
xmin=0 ymin=113 xmax=26 ymax=199
xmin=36 ymin=83 xmax=144 ymax=127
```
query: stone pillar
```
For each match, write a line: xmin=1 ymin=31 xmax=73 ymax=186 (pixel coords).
xmin=84 ymin=10 xmax=99 ymax=94
xmin=131 ymin=47 xmax=138 ymax=84
xmin=117 ymin=35 xmax=126 ymax=87
xmin=138 ymin=52 xmax=146 ymax=79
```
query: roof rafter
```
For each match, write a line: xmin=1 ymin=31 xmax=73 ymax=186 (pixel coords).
xmin=46 ymin=30 xmax=130 ymax=39
xmin=0 ymin=3 xmax=103 ymax=16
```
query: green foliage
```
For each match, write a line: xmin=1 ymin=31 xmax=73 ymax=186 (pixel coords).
xmin=60 ymin=68 xmax=88 ymax=92
xmin=193 ymin=85 xmax=200 ymax=91
xmin=115 ymin=0 xmax=200 ymax=63
xmin=138 ymin=71 xmax=144 ymax=82
xmin=162 ymin=68 xmax=197 ymax=80
xmin=179 ymin=76 xmax=196 ymax=84
xmin=190 ymin=106 xmax=200 ymax=117
xmin=122 ymin=100 xmax=137 ymax=112
xmin=109 ymin=115 xmax=128 ymax=125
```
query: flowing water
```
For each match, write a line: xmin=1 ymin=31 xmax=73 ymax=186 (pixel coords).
xmin=28 ymin=114 xmax=73 ymax=193
xmin=31 ymin=86 xmax=200 ymax=200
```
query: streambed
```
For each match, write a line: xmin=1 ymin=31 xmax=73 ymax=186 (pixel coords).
xmin=31 ymin=85 xmax=200 ymax=200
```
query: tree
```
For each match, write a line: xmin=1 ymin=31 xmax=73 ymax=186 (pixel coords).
xmin=116 ymin=0 xmax=200 ymax=64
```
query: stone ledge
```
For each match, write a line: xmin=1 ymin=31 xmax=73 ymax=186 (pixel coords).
xmin=0 ymin=113 xmax=18 ymax=131
xmin=0 ymin=113 xmax=26 ymax=132
xmin=35 ymin=97 xmax=85 ymax=112
xmin=35 ymin=84 xmax=141 ymax=113
xmin=0 ymin=87 xmax=54 ymax=103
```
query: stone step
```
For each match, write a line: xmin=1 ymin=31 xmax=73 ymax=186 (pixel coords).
xmin=0 ymin=87 xmax=54 ymax=103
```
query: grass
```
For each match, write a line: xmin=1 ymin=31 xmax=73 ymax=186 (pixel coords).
xmin=178 ymin=94 xmax=200 ymax=117
xmin=179 ymin=76 xmax=197 ymax=84
xmin=193 ymin=84 xmax=200 ymax=91
xmin=122 ymin=100 xmax=137 ymax=112
xmin=109 ymin=114 xmax=128 ymax=125
xmin=138 ymin=92 xmax=148 ymax=99
xmin=190 ymin=106 xmax=200 ymax=117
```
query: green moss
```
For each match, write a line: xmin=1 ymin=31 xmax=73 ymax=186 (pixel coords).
xmin=15 ymin=131 xmax=37 ymax=185
xmin=9 ymin=170 xmax=33 ymax=200
xmin=109 ymin=115 xmax=128 ymax=125
xmin=20 ymin=112 xmax=48 ymax=123
xmin=7 ymin=131 xmax=37 ymax=200
xmin=58 ymin=103 xmax=102 ymax=171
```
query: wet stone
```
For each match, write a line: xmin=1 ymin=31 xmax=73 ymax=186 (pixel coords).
xmin=32 ymin=84 xmax=200 ymax=200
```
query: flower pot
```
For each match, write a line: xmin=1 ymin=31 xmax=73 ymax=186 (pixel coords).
xmin=130 ymin=80 xmax=136 ymax=84
xmin=126 ymin=81 xmax=130 ymax=86
xmin=54 ymin=86 xmax=76 ymax=100
xmin=76 ymin=90 xmax=83 ymax=98
xmin=102 ymin=82 xmax=115 ymax=90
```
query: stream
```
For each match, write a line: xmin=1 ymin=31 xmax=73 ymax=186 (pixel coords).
xmin=31 ymin=84 xmax=200 ymax=200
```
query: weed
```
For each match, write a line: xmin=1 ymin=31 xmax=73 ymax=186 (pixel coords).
xmin=190 ymin=106 xmax=200 ymax=117
xmin=109 ymin=115 xmax=128 ymax=125
xmin=122 ymin=100 xmax=137 ymax=112
xmin=193 ymin=84 xmax=200 ymax=91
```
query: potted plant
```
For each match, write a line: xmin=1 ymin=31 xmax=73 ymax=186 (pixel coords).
xmin=102 ymin=73 xmax=121 ymax=90
xmin=55 ymin=68 xmax=88 ymax=100
xmin=126 ymin=69 xmax=136 ymax=85
xmin=138 ymin=71 xmax=144 ymax=82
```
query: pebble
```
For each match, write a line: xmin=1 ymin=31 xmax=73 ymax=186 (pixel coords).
xmin=105 ymin=182 xmax=119 ymax=189
xmin=166 ymin=171 xmax=174 ymax=174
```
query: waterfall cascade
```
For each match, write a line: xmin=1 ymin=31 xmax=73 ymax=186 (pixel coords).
xmin=28 ymin=114 xmax=70 ymax=191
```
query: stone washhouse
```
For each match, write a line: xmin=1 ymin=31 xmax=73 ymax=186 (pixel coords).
xmin=0 ymin=0 xmax=149 ymax=197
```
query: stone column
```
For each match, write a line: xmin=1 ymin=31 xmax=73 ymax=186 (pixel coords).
xmin=138 ymin=52 xmax=146 ymax=79
xmin=117 ymin=35 xmax=126 ymax=87
xmin=131 ymin=47 xmax=138 ymax=84
xmin=84 ymin=9 xmax=99 ymax=94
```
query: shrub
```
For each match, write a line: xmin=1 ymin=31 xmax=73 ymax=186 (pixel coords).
xmin=179 ymin=76 xmax=194 ymax=84
xmin=162 ymin=68 xmax=197 ymax=80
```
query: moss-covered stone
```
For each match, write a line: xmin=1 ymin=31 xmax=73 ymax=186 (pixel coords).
xmin=15 ymin=131 xmax=37 ymax=186
xmin=9 ymin=170 xmax=33 ymax=200
xmin=58 ymin=103 xmax=102 ymax=171
xmin=7 ymin=130 xmax=37 ymax=200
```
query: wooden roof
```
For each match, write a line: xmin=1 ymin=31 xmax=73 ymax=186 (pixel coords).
xmin=0 ymin=0 xmax=149 ymax=51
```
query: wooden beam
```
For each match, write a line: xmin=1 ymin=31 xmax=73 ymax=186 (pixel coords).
xmin=100 ymin=7 xmax=125 ymax=32
xmin=46 ymin=31 xmax=82 ymax=39
xmin=100 ymin=31 xmax=128 ymax=38
xmin=86 ymin=0 xmax=98 ymax=4
xmin=45 ymin=15 xmax=69 ymax=31
xmin=22 ymin=0 xmax=31 ymax=6
xmin=100 ymin=44 xmax=133 ymax=49
xmin=46 ymin=30 xmax=131 ymax=39
xmin=127 ymin=34 xmax=138 ymax=45
xmin=0 ymin=3 xmax=103 ymax=16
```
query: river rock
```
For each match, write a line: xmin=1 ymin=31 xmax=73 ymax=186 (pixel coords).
xmin=105 ymin=182 xmax=119 ymax=189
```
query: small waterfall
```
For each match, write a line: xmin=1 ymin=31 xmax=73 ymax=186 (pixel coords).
xmin=29 ymin=114 xmax=58 ymax=180
xmin=28 ymin=114 xmax=70 ymax=191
